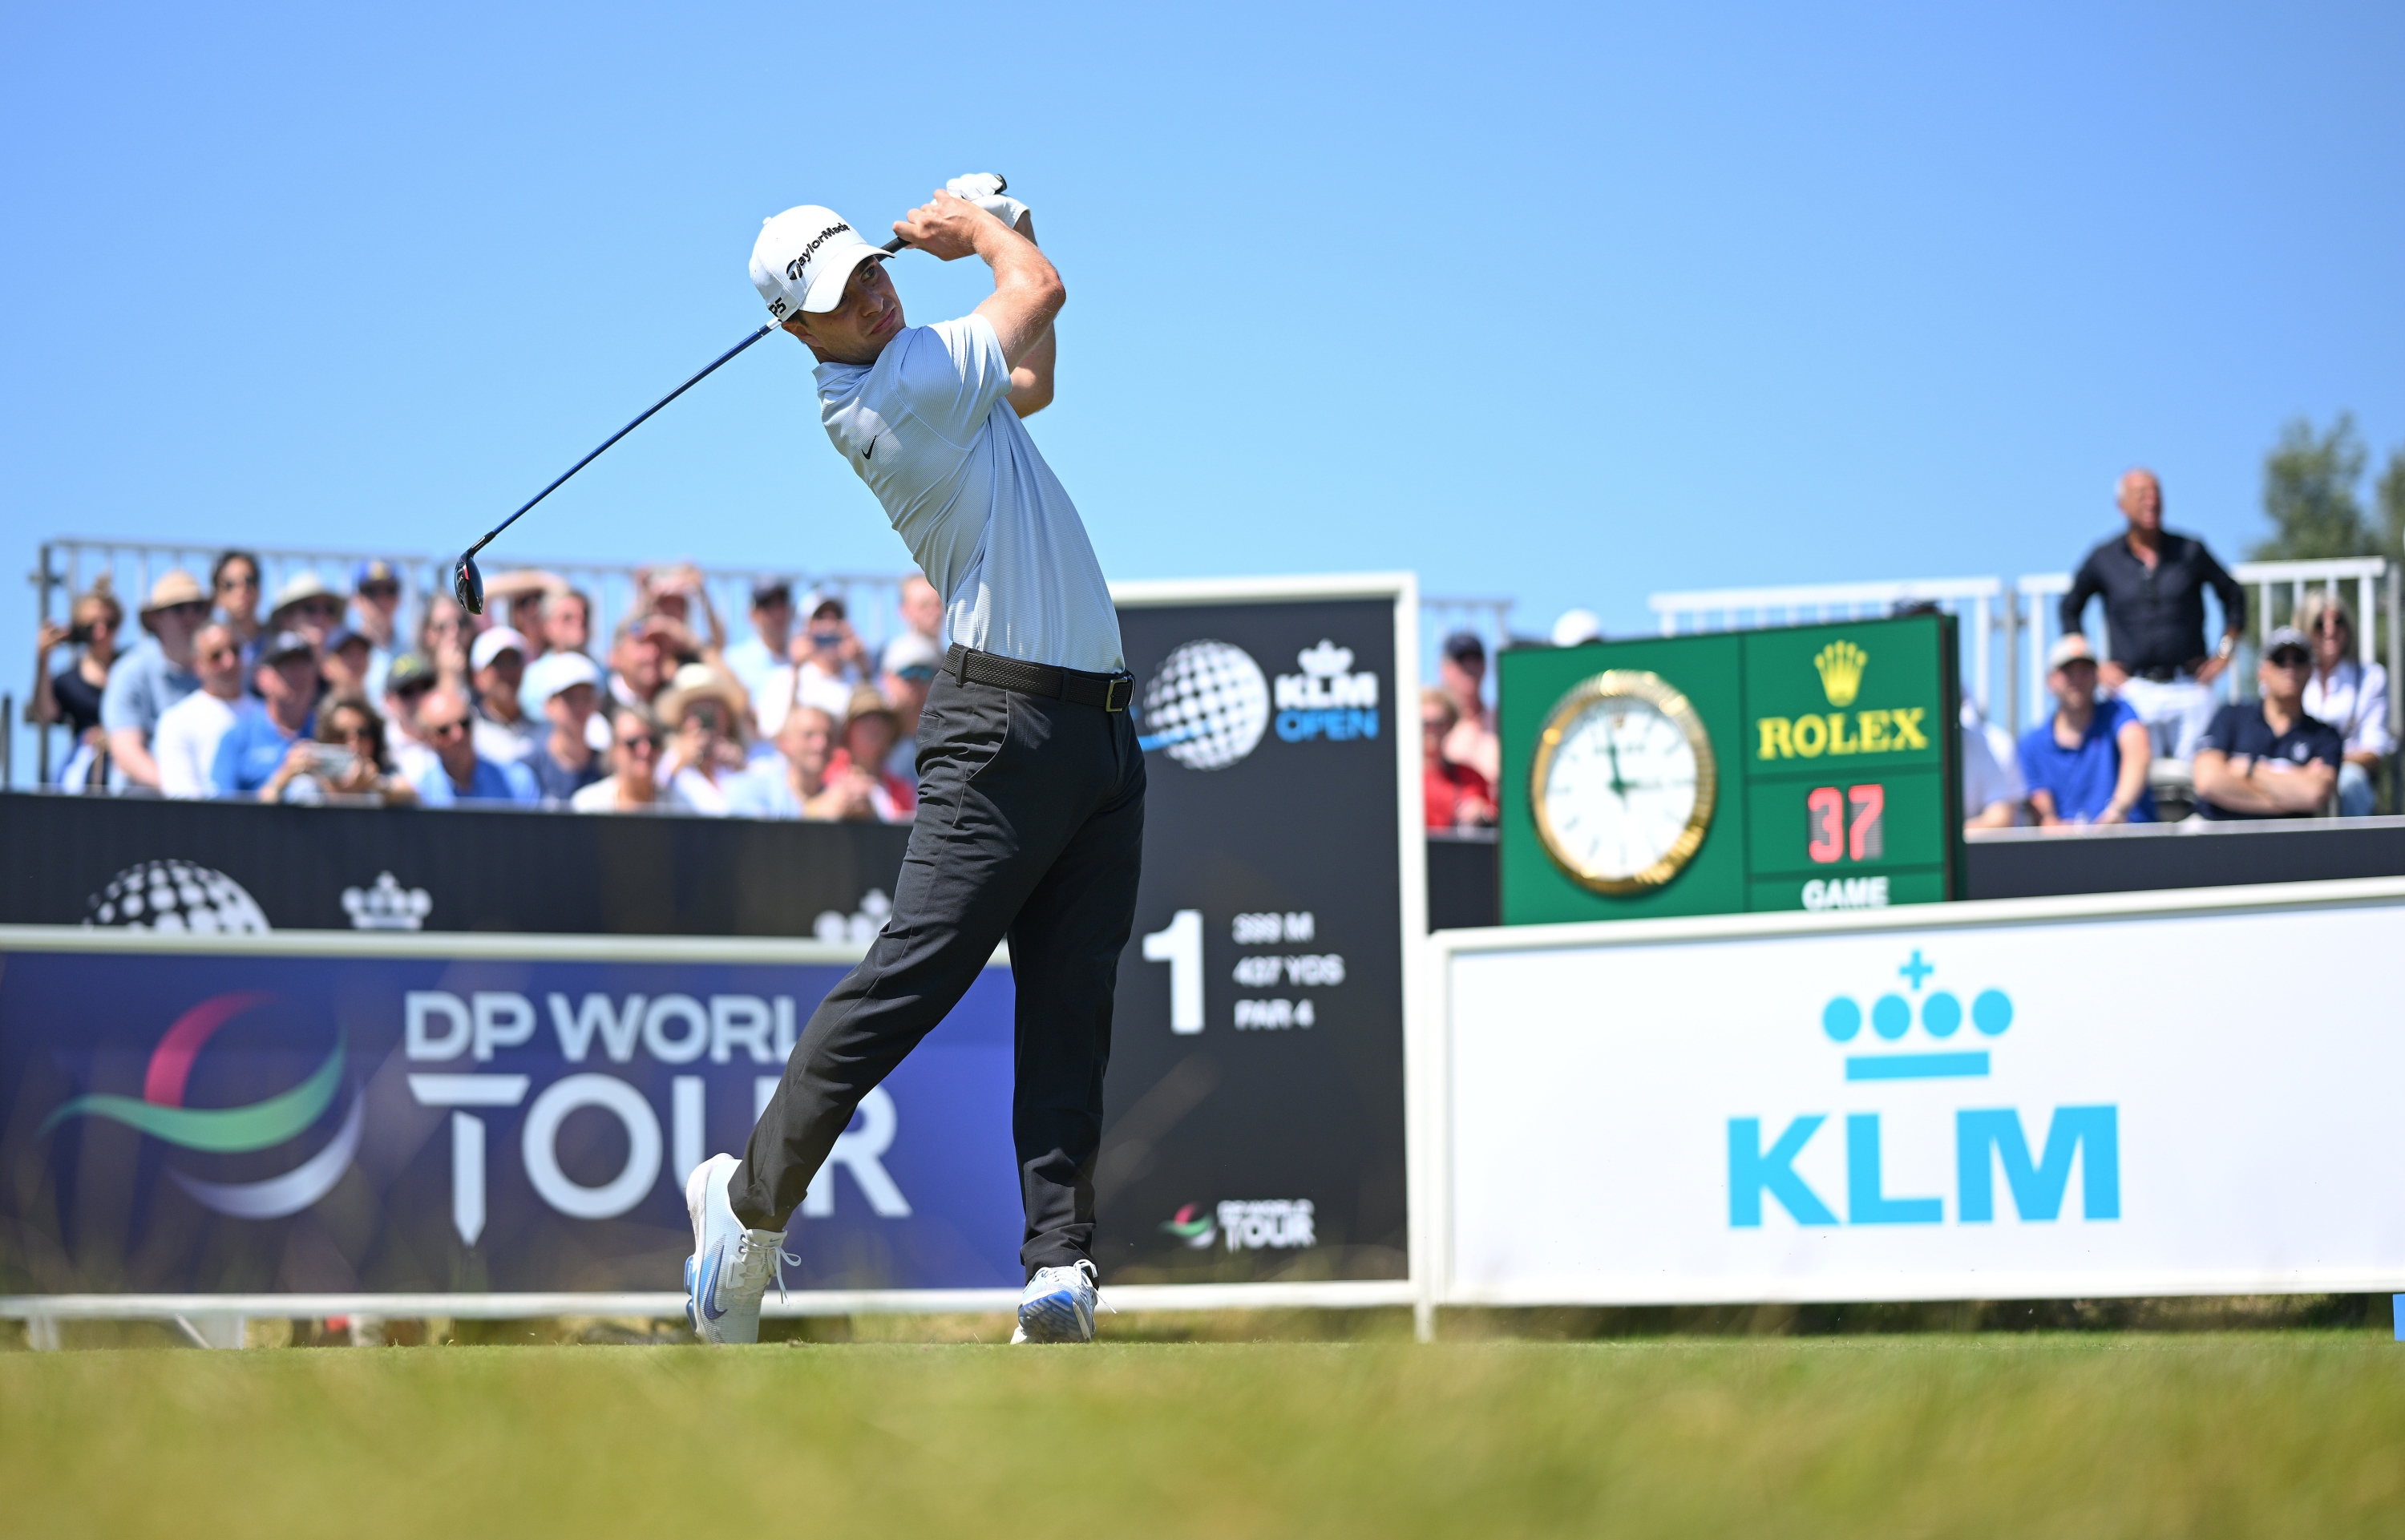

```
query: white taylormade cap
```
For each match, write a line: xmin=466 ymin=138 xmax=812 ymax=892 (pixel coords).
xmin=750 ymin=205 xmax=888 ymax=319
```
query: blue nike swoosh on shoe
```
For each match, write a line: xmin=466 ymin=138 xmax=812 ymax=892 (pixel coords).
xmin=696 ymin=1246 xmax=730 ymax=1321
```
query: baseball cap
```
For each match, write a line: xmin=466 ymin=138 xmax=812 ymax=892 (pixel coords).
xmin=470 ymin=626 xmax=529 ymax=672
xmin=352 ymin=559 xmax=401 ymax=592
xmin=2047 ymin=635 xmax=2096 ymax=669
xmin=386 ymin=652 xmax=436 ymax=694
xmin=520 ymin=649 xmax=601 ymax=710
xmin=750 ymin=577 xmax=794 ymax=608
xmin=803 ymin=589 xmax=847 ymax=621
xmin=880 ymin=629 xmax=944 ymax=677
xmin=258 ymin=629 xmax=315 ymax=664
xmin=2265 ymin=625 xmax=2312 ymax=661
xmin=327 ymin=625 xmax=371 ymax=655
xmin=751 ymin=205 xmax=890 ymax=319
xmin=1442 ymin=629 xmax=1486 ymax=664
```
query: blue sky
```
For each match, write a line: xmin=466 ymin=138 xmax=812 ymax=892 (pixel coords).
xmin=5 ymin=2 xmax=2400 ymax=775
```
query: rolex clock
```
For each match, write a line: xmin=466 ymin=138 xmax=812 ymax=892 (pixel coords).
xmin=1528 ymin=669 xmax=1717 ymax=894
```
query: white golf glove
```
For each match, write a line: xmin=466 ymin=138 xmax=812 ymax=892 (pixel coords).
xmin=946 ymin=172 xmax=1030 ymax=232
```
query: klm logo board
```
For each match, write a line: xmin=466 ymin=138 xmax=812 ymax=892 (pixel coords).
xmin=1498 ymin=612 xmax=1966 ymax=924
xmin=1730 ymin=948 xmax=2119 ymax=1230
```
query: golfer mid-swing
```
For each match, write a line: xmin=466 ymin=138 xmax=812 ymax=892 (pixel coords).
xmin=685 ymin=179 xmax=1142 ymax=1344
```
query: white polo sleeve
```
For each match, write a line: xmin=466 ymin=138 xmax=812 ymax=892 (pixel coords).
xmin=897 ymin=314 xmax=1014 ymax=445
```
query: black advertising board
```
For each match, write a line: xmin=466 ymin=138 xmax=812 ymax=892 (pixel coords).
xmin=1097 ymin=578 xmax=1423 ymax=1287
xmin=0 ymin=792 xmax=910 ymax=940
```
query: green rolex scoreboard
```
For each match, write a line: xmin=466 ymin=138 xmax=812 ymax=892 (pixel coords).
xmin=1497 ymin=612 xmax=1965 ymax=924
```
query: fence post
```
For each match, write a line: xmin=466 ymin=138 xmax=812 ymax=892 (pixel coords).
xmin=2388 ymin=559 xmax=2401 ymax=814
xmin=33 ymin=542 xmax=57 ymax=786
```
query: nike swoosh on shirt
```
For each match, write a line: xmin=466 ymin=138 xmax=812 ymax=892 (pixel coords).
xmin=862 ymin=434 xmax=879 ymax=462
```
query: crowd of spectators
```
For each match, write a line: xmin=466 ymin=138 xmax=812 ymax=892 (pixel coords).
xmin=26 ymin=556 xmax=952 ymax=826
xmin=1967 ymin=466 xmax=2388 ymax=830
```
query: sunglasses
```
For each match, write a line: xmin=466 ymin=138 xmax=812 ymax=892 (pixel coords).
xmin=296 ymin=599 xmax=345 ymax=618
xmin=619 ymin=732 xmax=662 ymax=751
xmin=394 ymin=679 xmax=435 ymax=699
xmin=2267 ymin=650 xmax=2311 ymax=669
xmin=358 ymin=583 xmax=401 ymax=600
xmin=426 ymin=719 xmax=470 ymax=738
xmin=216 ymin=574 xmax=259 ymax=592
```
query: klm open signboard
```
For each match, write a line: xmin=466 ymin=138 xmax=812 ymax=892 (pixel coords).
xmin=1499 ymin=613 xmax=1965 ymax=924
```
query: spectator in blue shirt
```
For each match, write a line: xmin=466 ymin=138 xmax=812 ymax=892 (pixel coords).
xmin=2019 ymin=635 xmax=2155 ymax=827
xmin=211 ymin=631 xmax=320 ymax=798
xmin=2193 ymin=627 xmax=2343 ymax=821
xmin=406 ymin=685 xmax=538 ymax=807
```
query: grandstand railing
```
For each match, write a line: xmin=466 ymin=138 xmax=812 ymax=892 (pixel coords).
xmin=22 ymin=536 xmax=1522 ymax=786
xmin=1651 ymin=557 xmax=2401 ymax=749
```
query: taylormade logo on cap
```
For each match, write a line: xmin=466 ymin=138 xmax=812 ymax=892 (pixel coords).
xmin=750 ymin=205 xmax=887 ymax=319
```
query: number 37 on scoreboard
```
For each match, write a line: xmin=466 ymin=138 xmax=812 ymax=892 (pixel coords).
xmin=1805 ymin=784 xmax=1885 ymax=865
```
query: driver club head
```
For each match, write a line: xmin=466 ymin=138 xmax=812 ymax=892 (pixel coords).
xmin=452 ymin=553 xmax=486 ymax=615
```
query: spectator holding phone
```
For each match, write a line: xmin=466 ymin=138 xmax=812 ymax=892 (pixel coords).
xmin=31 ymin=577 xmax=123 ymax=786
xmin=154 ymin=624 xmax=245 ymax=798
xmin=791 ymin=591 xmax=868 ymax=718
xmin=2193 ymin=627 xmax=2343 ymax=820
xmin=637 ymin=564 xmax=727 ymax=665
xmin=260 ymin=697 xmax=418 ymax=806
xmin=822 ymin=685 xmax=916 ymax=823
xmin=102 ymin=571 xmax=210 ymax=790
xmin=655 ymin=663 xmax=752 ymax=814
xmin=212 ymin=632 xmax=320 ymax=797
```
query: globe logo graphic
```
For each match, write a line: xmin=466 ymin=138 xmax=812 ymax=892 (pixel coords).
xmin=84 ymin=859 xmax=271 ymax=934
xmin=1140 ymin=641 xmax=1271 ymax=771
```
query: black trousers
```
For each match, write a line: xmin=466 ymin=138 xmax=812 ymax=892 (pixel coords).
xmin=729 ymin=669 xmax=1146 ymax=1277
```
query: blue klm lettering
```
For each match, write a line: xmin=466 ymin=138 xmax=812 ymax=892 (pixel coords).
xmin=1727 ymin=1106 xmax=2121 ymax=1227
xmin=1956 ymin=1107 xmax=2120 ymax=1222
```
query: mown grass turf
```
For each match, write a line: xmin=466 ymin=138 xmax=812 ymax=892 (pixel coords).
xmin=6 ymin=1336 xmax=2403 ymax=1537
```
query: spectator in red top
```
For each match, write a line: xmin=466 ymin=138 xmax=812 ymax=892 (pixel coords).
xmin=1423 ymin=688 xmax=1495 ymax=830
xmin=1438 ymin=630 xmax=1501 ymax=786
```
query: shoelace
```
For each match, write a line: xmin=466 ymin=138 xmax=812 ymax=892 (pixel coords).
xmin=734 ymin=1229 xmax=805 ymax=1305
xmin=1074 ymin=1259 xmax=1117 ymax=1317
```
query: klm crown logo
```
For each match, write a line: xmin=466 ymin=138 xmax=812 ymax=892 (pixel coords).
xmin=1813 ymin=641 xmax=1868 ymax=708
xmin=1821 ymin=949 xmax=2012 ymax=1081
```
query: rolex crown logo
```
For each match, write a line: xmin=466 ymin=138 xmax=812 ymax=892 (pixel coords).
xmin=1813 ymin=641 xmax=1867 ymax=708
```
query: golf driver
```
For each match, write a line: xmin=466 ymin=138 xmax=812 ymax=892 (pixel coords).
xmin=451 ymin=177 xmax=1004 ymax=612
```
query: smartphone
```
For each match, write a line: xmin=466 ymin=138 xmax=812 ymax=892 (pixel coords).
xmin=67 ymin=623 xmax=93 ymax=646
xmin=309 ymin=745 xmax=358 ymax=779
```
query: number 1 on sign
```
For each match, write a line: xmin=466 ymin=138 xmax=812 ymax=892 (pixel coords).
xmin=1142 ymin=910 xmax=1204 ymax=1034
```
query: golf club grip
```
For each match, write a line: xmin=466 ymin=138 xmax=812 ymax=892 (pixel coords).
xmin=880 ymin=176 xmax=1003 ymax=255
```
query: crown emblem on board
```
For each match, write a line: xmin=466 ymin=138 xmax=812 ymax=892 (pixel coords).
xmin=1813 ymin=641 xmax=1868 ymax=707
xmin=1817 ymin=950 xmax=2012 ymax=1081
xmin=341 ymin=871 xmax=432 ymax=932
xmin=1296 ymin=641 xmax=1355 ymax=678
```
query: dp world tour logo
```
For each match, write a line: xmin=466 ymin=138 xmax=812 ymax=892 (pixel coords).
xmin=39 ymin=992 xmax=362 ymax=1219
xmin=1160 ymin=1202 xmax=1218 ymax=1248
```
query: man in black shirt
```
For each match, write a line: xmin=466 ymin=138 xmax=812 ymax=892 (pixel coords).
xmin=2193 ymin=627 xmax=2342 ymax=820
xmin=2059 ymin=468 xmax=2245 ymax=758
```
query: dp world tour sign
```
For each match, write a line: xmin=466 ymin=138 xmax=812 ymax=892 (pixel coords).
xmin=1498 ymin=612 xmax=1965 ymax=925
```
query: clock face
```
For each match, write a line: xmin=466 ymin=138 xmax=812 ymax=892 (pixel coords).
xmin=1530 ymin=671 xmax=1717 ymax=894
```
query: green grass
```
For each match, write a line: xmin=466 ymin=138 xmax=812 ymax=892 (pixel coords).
xmin=6 ymin=1335 xmax=2404 ymax=1537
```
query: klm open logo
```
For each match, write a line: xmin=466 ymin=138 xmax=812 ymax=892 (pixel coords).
xmin=1728 ymin=949 xmax=2120 ymax=1228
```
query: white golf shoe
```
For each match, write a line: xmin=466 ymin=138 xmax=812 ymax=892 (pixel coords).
xmin=683 ymin=1154 xmax=795 ymax=1346
xmin=1011 ymin=1259 xmax=1103 ymax=1344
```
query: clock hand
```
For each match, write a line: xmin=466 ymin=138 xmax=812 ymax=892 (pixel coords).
xmin=1603 ymin=730 xmax=1631 ymax=801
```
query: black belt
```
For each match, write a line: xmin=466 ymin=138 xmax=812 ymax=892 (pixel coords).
xmin=948 ymin=644 xmax=1134 ymax=712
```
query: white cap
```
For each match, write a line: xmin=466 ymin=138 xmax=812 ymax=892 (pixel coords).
xmin=1551 ymin=608 xmax=1603 ymax=648
xmin=750 ymin=205 xmax=889 ymax=320
xmin=470 ymin=626 xmax=528 ymax=672
xmin=519 ymin=649 xmax=600 ymax=712
xmin=880 ymin=629 xmax=944 ymax=674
